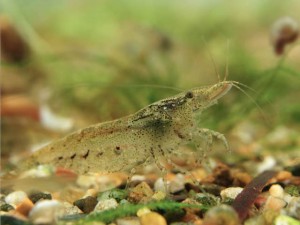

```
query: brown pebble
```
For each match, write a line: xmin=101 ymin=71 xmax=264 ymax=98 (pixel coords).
xmin=73 ymin=196 xmax=98 ymax=213
xmin=140 ymin=212 xmax=167 ymax=225
xmin=181 ymin=210 xmax=200 ymax=223
xmin=15 ymin=197 xmax=34 ymax=216
xmin=128 ymin=182 xmax=154 ymax=203
xmin=232 ymin=171 xmax=252 ymax=187
xmin=202 ymin=205 xmax=240 ymax=225
xmin=203 ymin=163 xmax=233 ymax=187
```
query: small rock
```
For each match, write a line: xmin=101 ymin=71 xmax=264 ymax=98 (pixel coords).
xmin=117 ymin=217 xmax=141 ymax=225
xmin=5 ymin=191 xmax=27 ymax=207
xmin=136 ymin=207 xmax=151 ymax=217
xmin=181 ymin=204 xmax=201 ymax=223
xmin=151 ymin=191 xmax=166 ymax=201
xmin=264 ymin=196 xmax=287 ymax=211
xmin=274 ymin=215 xmax=300 ymax=225
xmin=288 ymin=164 xmax=300 ymax=176
xmin=202 ymin=205 xmax=240 ymax=225
xmin=244 ymin=210 xmax=277 ymax=225
xmin=197 ymin=184 xmax=223 ymax=196
xmin=153 ymin=173 xmax=185 ymax=193
xmin=29 ymin=191 xmax=52 ymax=203
xmin=169 ymin=174 xmax=185 ymax=193
xmin=284 ymin=197 xmax=300 ymax=219
xmin=208 ymin=163 xmax=233 ymax=187
xmin=119 ymin=199 xmax=129 ymax=205
xmin=263 ymin=184 xmax=287 ymax=212
xmin=276 ymin=171 xmax=292 ymax=182
xmin=154 ymin=178 xmax=169 ymax=193
xmin=139 ymin=212 xmax=167 ymax=225
xmin=231 ymin=171 xmax=252 ymax=187
xmin=220 ymin=187 xmax=243 ymax=200
xmin=180 ymin=198 xmax=202 ymax=223
xmin=194 ymin=193 xmax=219 ymax=207
xmin=128 ymin=182 xmax=154 ymax=203
xmin=15 ymin=197 xmax=34 ymax=216
xmin=63 ymin=201 xmax=82 ymax=215
xmin=189 ymin=168 xmax=208 ymax=182
xmin=98 ymin=188 xmax=128 ymax=202
xmin=94 ymin=198 xmax=118 ymax=212
xmin=73 ymin=196 xmax=98 ymax=214
xmin=29 ymin=200 xmax=65 ymax=224
xmin=257 ymin=156 xmax=276 ymax=174
xmin=0 ymin=203 xmax=14 ymax=212
xmin=269 ymin=184 xmax=284 ymax=198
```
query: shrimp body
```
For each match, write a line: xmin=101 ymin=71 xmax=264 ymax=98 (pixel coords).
xmin=22 ymin=81 xmax=233 ymax=174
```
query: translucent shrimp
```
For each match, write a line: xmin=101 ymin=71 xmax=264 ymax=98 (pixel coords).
xmin=21 ymin=81 xmax=233 ymax=175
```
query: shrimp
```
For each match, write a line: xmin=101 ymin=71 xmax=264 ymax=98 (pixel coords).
xmin=21 ymin=81 xmax=233 ymax=175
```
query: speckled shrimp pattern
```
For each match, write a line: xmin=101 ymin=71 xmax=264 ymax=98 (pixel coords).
xmin=22 ymin=81 xmax=233 ymax=174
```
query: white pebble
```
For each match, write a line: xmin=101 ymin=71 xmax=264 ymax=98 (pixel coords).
xmin=62 ymin=201 xmax=82 ymax=215
xmin=29 ymin=200 xmax=65 ymax=224
xmin=5 ymin=191 xmax=27 ymax=207
xmin=283 ymin=196 xmax=300 ymax=219
xmin=269 ymin=184 xmax=284 ymax=198
xmin=264 ymin=196 xmax=287 ymax=211
xmin=154 ymin=174 xmax=185 ymax=194
xmin=117 ymin=217 xmax=141 ymax=225
xmin=169 ymin=174 xmax=185 ymax=193
xmin=220 ymin=187 xmax=243 ymax=200
xmin=257 ymin=156 xmax=276 ymax=173
xmin=94 ymin=198 xmax=118 ymax=212
xmin=154 ymin=178 xmax=169 ymax=193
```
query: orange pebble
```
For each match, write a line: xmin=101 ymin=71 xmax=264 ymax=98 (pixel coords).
xmin=15 ymin=197 xmax=34 ymax=216
xmin=276 ymin=171 xmax=292 ymax=182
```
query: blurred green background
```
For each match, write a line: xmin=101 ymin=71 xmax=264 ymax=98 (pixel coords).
xmin=1 ymin=0 xmax=300 ymax=158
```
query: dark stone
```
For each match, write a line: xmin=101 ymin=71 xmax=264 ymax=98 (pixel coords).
xmin=287 ymin=164 xmax=300 ymax=176
xmin=73 ymin=196 xmax=97 ymax=214
xmin=0 ymin=203 xmax=14 ymax=212
xmin=28 ymin=192 xmax=52 ymax=203
xmin=0 ymin=215 xmax=30 ymax=225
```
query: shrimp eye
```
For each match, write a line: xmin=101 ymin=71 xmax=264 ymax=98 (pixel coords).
xmin=185 ymin=91 xmax=194 ymax=98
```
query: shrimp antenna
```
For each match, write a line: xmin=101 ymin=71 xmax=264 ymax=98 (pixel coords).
xmin=224 ymin=40 xmax=230 ymax=81
xmin=232 ymin=83 xmax=270 ymax=125
xmin=201 ymin=37 xmax=221 ymax=82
